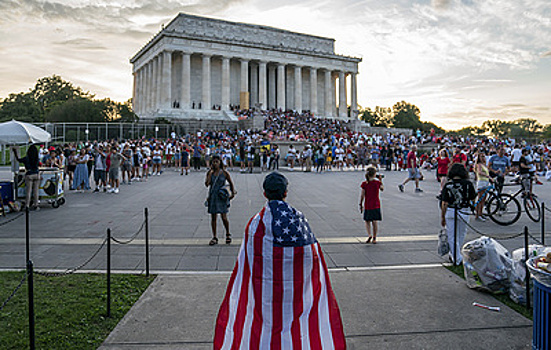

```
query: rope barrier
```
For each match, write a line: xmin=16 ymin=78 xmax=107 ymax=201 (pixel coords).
xmin=457 ymin=215 xmax=524 ymax=240
xmin=110 ymin=220 xmax=145 ymax=245
xmin=544 ymin=203 xmax=551 ymax=213
xmin=34 ymin=238 xmax=108 ymax=277
xmin=0 ymin=270 xmax=28 ymax=311
xmin=0 ymin=212 xmax=25 ymax=227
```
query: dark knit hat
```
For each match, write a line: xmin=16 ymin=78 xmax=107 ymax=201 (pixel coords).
xmin=263 ymin=171 xmax=288 ymax=198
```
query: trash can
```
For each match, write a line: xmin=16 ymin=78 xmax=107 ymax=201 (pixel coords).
xmin=0 ymin=181 xmax=14 ymax=202
xmin=532 ymin=280 xmax=550 ymax=350
xmin=527 ymin=257 xmax=551 ymax=350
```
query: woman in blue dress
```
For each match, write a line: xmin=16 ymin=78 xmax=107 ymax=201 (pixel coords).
xmin=73 ymin=148 xmax=90 ymax=191
xmin=205 ymin=155 xmax=236 ymax=245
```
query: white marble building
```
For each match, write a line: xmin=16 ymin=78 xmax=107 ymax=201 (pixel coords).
xmin=130 ymin=13 xmax=361 ymax=121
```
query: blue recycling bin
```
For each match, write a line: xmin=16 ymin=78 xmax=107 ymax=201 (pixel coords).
xmin=532 ymin=280 xmax=550 ymax=350
xmin=0 ymin=181 xmax=14 ymax=203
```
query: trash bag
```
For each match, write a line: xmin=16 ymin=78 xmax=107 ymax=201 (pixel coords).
xmin=437 ymin=229 xmax=450 ymax=256
xmin=510 ymin=245 xmax=551 ymax=304
xmin=461 ymin=236 xmax=512 ymax=293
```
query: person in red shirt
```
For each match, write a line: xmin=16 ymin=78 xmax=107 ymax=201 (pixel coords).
xmin=360 ymin=166 xmax=384 ymax=244
xmin=451 ymin=147 xmax=467 ymax=166
xmin=398 ymin=145 xmax=423 ymax=193
xmin=433 ymin=149 xmax=451 ymax=189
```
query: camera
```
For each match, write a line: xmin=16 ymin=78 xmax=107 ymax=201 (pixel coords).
xmin=377 ymin=174 xmax=385 ymax=179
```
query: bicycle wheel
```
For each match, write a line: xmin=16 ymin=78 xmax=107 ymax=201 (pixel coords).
xmin=524 ymin=195 xmax=541 ymax=222
xmin=487 ymin=193 xmax=521 ymax=226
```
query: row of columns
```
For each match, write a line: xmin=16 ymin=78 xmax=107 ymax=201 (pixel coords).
xmin=133 ymin=51 xmax=358 ymax=118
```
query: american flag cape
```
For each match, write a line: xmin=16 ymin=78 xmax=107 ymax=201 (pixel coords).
xmin=214 ymin=200 xmax=346 ymax=350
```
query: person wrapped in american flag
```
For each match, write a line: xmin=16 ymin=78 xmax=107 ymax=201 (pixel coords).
xmin=214 ymin=172 xmax=346 ymax=349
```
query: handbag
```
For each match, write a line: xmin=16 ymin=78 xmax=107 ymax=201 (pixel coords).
xmin=437 ymin=228 xmax=450 ymax=256
xmin=218 ymin=188 xmax=230 ymax=201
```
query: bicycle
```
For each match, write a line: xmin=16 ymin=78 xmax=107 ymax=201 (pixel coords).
xmin=485 ymin=175 xmax=540 ymax=226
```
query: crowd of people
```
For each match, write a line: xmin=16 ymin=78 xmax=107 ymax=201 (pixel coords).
xmin=26 ymin=109 xmax=551 ymax=196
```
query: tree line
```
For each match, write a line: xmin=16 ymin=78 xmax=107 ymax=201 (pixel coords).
xmin=0 ymin=75 xmax=137 ymax=123
xmin=359 ymin=102 xmax=551 ymax=140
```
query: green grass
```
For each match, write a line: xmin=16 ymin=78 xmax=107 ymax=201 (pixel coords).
xmin=445 ymin=264 xmax=533 ymax=320
xmin=0 ymin=272 xmax=155 ymax=350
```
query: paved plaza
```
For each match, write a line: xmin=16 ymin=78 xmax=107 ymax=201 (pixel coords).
xmin=1 ymin=166 xmax=548 ymax=348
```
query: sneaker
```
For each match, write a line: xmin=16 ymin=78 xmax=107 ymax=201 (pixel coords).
xmin=398 ymin=184 xmax=404 ymax=192
xmin=108 ymin=188 xmax=115 ymax=193
xmin=475 ymin=216 xmax=486 ymax=222
xmin=103 ymin=188 xmax=107 ymax=192
xmin=415 ymin=188 xmax=423 ymax=193
xmin=114 ymin=188 xmax=119 ymax=194
xmin=93 ymin=188 xmax=99 ymax=193
xmin=128 ymin=180 xmax=132 ymax=185
xmin=536 ymin=180 xmax=543 ymax=185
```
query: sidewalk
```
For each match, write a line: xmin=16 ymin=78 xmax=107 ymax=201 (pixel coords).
xmin=98 ymin=266 xmax=532 ymax=349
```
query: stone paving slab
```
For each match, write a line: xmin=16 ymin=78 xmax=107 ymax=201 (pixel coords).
xmin=1 ymin=168 xmax=548 ymax=272
xmin=98 ymin=267 xmax=531 ymax=350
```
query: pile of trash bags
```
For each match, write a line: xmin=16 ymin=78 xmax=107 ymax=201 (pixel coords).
xmin=461 ymin=236 xmax=550 ymax=304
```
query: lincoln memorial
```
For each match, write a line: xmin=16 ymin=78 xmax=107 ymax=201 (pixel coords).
xmin=131 ymin=13 xmax=361 ymax=122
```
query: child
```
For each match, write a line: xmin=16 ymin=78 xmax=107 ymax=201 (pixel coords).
xmin=359 ymin=166 xmax=384 ymax=244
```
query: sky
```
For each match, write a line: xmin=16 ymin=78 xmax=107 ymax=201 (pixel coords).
xmin=0 ymin=0 xmax=550 ymax=130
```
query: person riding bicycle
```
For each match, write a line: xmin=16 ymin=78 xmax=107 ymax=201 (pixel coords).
xmin=488 ymin=147 xmax=510 ymax=193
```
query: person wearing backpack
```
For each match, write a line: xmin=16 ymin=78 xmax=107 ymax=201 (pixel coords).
xmin=440 ymin=163 xmax=477 ymax=265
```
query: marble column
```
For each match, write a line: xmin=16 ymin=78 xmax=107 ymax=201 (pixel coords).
xmin=324 ymin=69 xmax=332 ymax=118
xmin=310 ymin=67 xmax=318 ymax=115
xmin=152 ymin=57 xmax=159 ymax=111
xmin=338 ymin=71 xmax=347 ymax=118
xmin=240 ymin=59 xmax=249 ymax=108
xmin=222 ymin=57 xmax=230 ymax=110
xmin=258 ymin=61 xmax=267 ymax=110
xmin=250 ymin=63 xmax=258 ymax=107
xmin=161 ymin=51 xmax=172 ymax=109
xmin=181 ymin=52 xmax=191 ymax=109
xmin=202 ymin=54 xmax=211 ymax=109
xmin=145 ymin=63 xmax=150 ymax=112
xmin=155 ymin=55 xmax=162 ymax=110
xmin=277 ymin=63 xmax=286 ymax=110
xmin=268 ymin=65 xmax=276 ymax=109
xmin=350 ymin=72 xmax=358 ymax=118
xmin=294 ymin=66 xmax=302 ymax=112
xmin=132 ymin=71 xmax=137 ymax=114
xmin=139 ymin=68 xmax=145 ymax=114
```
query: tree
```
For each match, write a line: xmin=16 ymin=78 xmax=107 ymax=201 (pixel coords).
xmin=513 ymin=118 xmax=542 ymax=136
xmin=391 ymin=101 xmax=422 ymax=129
xmin=358 ymin=106 xmax=391 ymax=127
xmin=0 ymin=92 xmax=42 ymax=122
xmin=44 ymin=98 xmax=106 ymax=122
xmin=32 ymin=75 xmax=91 ymax=115
xmin=482 ymin=120 xmax=511 ymax=138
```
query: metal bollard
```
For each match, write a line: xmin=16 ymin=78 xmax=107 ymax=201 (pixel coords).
xmin=524 ymin=226 xmax=531 ymax=309
xmin=27 ymin=260 xmax=35 ymax=350
xmin=145 ymin=208 xmax=150 ymax=277
xmin=25 ymin=206 xmax=30 ymax=263
xmin=541 ymin=202 xmax=545 ymax=246
xmin=453 ymin=207 xmax=458 ymax=265
xmin=107 ymin=228 xmax=111 ymax=317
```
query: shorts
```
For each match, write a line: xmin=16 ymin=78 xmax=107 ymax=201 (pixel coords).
xmin=121 ymin=162 xmax=131 ymax=172
xmin=408 ymin=168 xmax=421 ymax=179
xmin=174 ymin=153 xmax=181 ymax=160
xmin=477 ymin=180 xmax=490 ymax=191
xmin=109 ymin=167 xmax=120 ymax=180
xmin=363 ymin=208 xmax=382 ymax=221
xmin=94 ymin=169 xmax=106 ymax=183
xmin=152 ymin=157 xmax=162 ymax=165
xmin=512 ymin=161 xmax=520 ymax=168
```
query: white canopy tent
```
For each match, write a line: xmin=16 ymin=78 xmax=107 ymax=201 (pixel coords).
xmin=0 ymin=120 xmax=51 ymax=145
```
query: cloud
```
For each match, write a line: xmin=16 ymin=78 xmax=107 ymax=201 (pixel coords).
xmin=543 ymin=51 xmax=551 ymax=57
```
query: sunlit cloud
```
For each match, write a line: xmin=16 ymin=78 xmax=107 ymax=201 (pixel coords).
xmin=0 ymin=0 xmax=550 ymax=129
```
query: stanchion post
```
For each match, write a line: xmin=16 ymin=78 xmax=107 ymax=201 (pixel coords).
xmin=25 ymin=206 xmax=30 ymax=263
xmin=524 ymin=226 xmax=530 ymax=310
xmin=453 ymin=207 xmax=458 ymax=265
xmin=145 ymin=208 xmax=149 ymax=277
xmin=107 ymin=228 xmax=111 ymax=318
xmin=27 ymin=260 xmax=35 ymax=350
xmin=541 ymin=202 xmax=545 ymax=246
